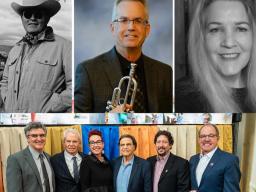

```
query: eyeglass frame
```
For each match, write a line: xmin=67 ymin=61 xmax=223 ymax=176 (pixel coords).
xmin=199 ymin=134 xmax=218 ymax=139
xmin=89 ymin=140 xmax=103 ymax=145
xmin=113 ymin=17 xmax=149 ymax=26
xmin=28 ymin=134 xmax=46 ymax=138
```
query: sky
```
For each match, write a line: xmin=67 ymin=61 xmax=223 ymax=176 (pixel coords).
xmin=0 ymin=0 xmax=72 ymax=46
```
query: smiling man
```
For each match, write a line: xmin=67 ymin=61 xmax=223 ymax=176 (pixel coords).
xmin=0 ymin=0 xmax=71 ymax=112
xmin=189 ymin=124 xmax=241 ymax=192
xmin=51 ymin=129 xmax=86 ymax=192
xmin=6 ymin=122 xmax=55 ymax=192
xmin=147 ymin=130 xmax=190 ymax=192
xmin=113 ymin=134 xmax=152 ymax=192
xmin=75 ymin=0 xmax=173 ymax=113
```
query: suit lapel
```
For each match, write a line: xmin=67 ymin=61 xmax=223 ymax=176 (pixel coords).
xmin=199 ymin=148 xmax=220 ymax=187
xmin=23 ymin=147 xmax=43 ymax=189
xmin=128 ymin=156 xmax=138 ymax=191
xmin=193 ymin=154 xmax=200 ymax=188
xmin=143 ymin=55 xmax=159 ymax=112
xmin=158 ymin=154 xmax=174 ymax=183
xmin=103 ymin=48 xmax=123 ymax=90
xmin=61 ymin=152 xmax=74 ymax=179
xmin=44 ymin=152 xmax=56 ymax=190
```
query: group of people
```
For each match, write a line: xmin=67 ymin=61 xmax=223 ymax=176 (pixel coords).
xmin=6 ymin=122 xmax=241 ymax=192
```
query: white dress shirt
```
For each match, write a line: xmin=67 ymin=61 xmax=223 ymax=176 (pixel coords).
xmin=64 ymin=150 xmax=82 ymax=178
xmin=196 ymin=147 xmax=217 ymax=186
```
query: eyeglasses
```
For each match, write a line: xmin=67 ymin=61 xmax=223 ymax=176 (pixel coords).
xmin=120 ymin=143 xmax=133 ymax=147
xmin=89 ymin=140 xmax=103 ymax=145
xmin=28 ymin=134 xmax=46 ymax=138
xmin=113 ymin=17 xmax=148 ymax=26
xmin=199 ymin=134 xmax=217 ymax=139
xmin=23 ymin=10 xmax=44 ymax=20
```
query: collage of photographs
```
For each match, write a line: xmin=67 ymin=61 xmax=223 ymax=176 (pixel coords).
xmin=0 ymin=0 xmax=256 ymax=192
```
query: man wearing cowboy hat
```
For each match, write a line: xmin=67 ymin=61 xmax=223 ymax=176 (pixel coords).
xmin=0 ymin=0 xmax=71 ymax=112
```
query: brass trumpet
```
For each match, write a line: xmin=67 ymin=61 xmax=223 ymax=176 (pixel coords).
xmin=106 ymin=63 xmax=137 ymax=112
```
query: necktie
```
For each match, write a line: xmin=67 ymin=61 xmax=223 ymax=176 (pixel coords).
xmin=39 ymin=154 xmax=50 ymax=192
xmin=72 ymin=156 xmax=79 ymax=183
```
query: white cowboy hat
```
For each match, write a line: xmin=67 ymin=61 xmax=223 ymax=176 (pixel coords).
xmin=11 ymin=0 xmax=61 ymax=17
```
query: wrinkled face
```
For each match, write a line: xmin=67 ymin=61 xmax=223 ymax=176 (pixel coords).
xmin=119 ymin=137 xmax=135 ymax=158
xmin=27 ymin=128 xmax=46 ymax=152
xmin=64 ymin=132 xmax=80 ymax=156
xmin=155 ymin=135 xmax=172 ymax=157
xmin=204 ymin=1 xmax=252 ymax=83
xmin=111 ymin=1 xmax=150 ymax=51
xmin=21 ymin=8 xmax=49 ymax=34
xmin=89 ymin=135 xmax=104 ymax=156
xmin=199 ymin=125 xmax=219 ymax=154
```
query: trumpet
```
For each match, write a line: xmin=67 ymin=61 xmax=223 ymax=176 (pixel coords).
xmin=106 ymin=63 xmax=137 ymax=112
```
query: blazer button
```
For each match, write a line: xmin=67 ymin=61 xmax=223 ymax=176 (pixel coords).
xmin=14 ymin=90 xmax=17 ymax=93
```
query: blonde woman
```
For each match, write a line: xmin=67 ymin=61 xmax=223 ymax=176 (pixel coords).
xmin=176 ymin=0 xmax=256 ymax=112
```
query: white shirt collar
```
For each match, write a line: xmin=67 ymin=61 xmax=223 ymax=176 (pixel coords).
xmin=200 ymin=147 xmax=218 ymax=160
xmin=64 ymin=150 xmax=80 ymax=161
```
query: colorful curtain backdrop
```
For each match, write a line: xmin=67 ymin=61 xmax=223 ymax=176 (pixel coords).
xmin=0 ymin=127 xmax=27 ymax=191
xmin=119 ymin=125 xmax=158 ymax=159
xmin=81 ymin=125 xmax=119 ymax=160
xmin=158 ymin=125 xmax=197 ymax=160
xmin=196 ymin=124 xmax=233 ymax=153
xmin=44 ymin=125 xmax=82 ymax=155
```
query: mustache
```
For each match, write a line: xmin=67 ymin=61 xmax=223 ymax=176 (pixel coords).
xmin=157 ymin=147 xmax=166 ymax=150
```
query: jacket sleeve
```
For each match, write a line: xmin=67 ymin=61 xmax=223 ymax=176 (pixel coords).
xmin=74 ymin=63 xmax=93 ymax=112
xmin=223 ymin=156 xmax=241 ymax=192
xmin=177 ymin=159 xmax=190 ymax=192
xmin=143 ymin=161 xmax=152 ymax=192
xmin=48 ymin=40 xmax=72 ymax=112
xmin=6 ymin=155 xmax=24 ymax=192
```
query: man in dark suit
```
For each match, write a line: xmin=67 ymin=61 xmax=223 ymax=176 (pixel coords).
xmin=189 ymin=124 xmax=241 ymax=192
xmin=75 ymin=0 xmax=172 ymax=113
xmin=51 ymin=128 xmax=85 ymax=192
xmin=147 ymin=130 xmax=190 ymax=192
xmin=113 ymin=134 xmax=152 ymax=192
xmin=6 ymin=122 xmax=55 ymax=192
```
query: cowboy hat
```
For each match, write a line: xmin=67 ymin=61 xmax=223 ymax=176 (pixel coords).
xmin=11 ymin=0 xmax=61 ymax=17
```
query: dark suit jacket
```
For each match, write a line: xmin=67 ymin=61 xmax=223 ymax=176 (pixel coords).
xmin=75 ymin=47 xmax=173 ymax=112
xmin=113 ymin=155 xmax=152 ymax=192
xmin=147 ymin=153 xmax=190 ymax=192
xmin=50 ymin=151 xmax=86 ymax=192
xmin=6 ymin=146 xmax=55 ymax=192
xmin=189 ymin=148 xmax=241 ymax=192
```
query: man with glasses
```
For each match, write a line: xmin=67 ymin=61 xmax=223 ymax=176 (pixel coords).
xmin=75 ymin=0 xmax=172 ymax=113
xmin=0 ymin=0 xmax=71 ymax=112
xmin=189 ymin=124 xmax=241 ymax=192
xmin=147 ymin=130 xmax=190 ymax=192
xmin=51 ymin=129 xmax=85 ymax=192
xmin=6 ymin=122 xmax=55 ymax=192
xmin=113 ymin=134 xmax=152 ymax=192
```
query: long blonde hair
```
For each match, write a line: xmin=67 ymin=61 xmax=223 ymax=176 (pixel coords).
xmin=188 ymin=0 xmax=256 ymax=112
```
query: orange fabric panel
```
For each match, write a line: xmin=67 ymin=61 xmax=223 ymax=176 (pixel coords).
xmin=119 ymin=125 xmax=158 ymax=159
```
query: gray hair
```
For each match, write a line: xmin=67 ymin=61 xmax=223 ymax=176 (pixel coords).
xmin=112 ymin=0 xmax=149 ymax=21
xmin=24 ymin=122 xmax=47 ymax=137
xmin=63 ymin=128 xmax=81 ymax=142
